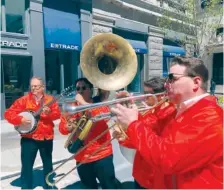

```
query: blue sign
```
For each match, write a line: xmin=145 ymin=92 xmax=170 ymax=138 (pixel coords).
xmin=43 ymin=7 xmax=81 ymax=51
xmin=126 ymin=39 xmax=148 ymax=54
xmin=163 ymin=45 xmax=185 ymax=57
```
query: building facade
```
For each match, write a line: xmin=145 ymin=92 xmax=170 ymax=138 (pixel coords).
xmin=0 ymin=0 xmax=92 ymax=118
xmin=1 ymin=0 xmax=213 ymax=118
xmin=199 ymin=0 xmax=223 ymax=94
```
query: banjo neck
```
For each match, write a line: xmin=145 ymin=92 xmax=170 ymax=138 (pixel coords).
xmin=33 ymin=95 xmax=61 ymax=117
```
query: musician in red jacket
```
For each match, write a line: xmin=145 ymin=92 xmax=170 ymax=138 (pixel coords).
xmin=59 ymin=78 xmax=119 ymax=189
xmin=114 ymin=77 xmax=176 ymax=189
xmin=4 ymin=76 xmax=61 ymax=189
xmin=112 ymin=57 xmax=223 ymax=189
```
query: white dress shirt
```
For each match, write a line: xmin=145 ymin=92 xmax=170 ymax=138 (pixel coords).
xmin=176 ymin=93 xmax=210 ymax=118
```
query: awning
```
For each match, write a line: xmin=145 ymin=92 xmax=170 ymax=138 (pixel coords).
xmin=163 ymin=45 xmax=185 ymax=57
xmin=43 ymin=7 xmax=81 ymax=51
xmin=126 ymin=39 xmax=148 ymax=54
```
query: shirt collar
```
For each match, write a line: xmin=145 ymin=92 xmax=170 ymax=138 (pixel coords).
xmin=177 ymin=93 xmax=209 ymax=117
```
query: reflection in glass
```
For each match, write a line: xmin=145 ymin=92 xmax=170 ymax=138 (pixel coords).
xmin=1 ymin=56 xmax=32 ymax=108
xmin=127 ymin=54 xmax=144 ymax=93
xmin=5 ymin=0 xmax=25 ymax=33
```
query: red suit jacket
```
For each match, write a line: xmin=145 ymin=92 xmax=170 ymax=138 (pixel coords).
xmin=120 ymin=102 xmax=176 ymax=188
xmin=59 ymin=104 xmax=112 ymax=163
xmin=4 ymin=92 xmax=61 ymax=140
xmin=127 ymin=95 xmax=223 ymax=189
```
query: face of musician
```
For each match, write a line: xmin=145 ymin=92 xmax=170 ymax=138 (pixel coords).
xmin=76 ymin=81 xmax=92 ymax=102
xmin=30 ymin=78 xmax=44 ymax=97
xmin=165 ymin=64 xmax=202 ymax=105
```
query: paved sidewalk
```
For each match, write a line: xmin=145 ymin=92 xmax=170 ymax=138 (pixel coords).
xmin=1 ymin=120 xmax=134 ymax=189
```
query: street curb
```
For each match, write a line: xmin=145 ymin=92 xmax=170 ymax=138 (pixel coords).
xmin=0 ymin=157 xmax=70 ymax=181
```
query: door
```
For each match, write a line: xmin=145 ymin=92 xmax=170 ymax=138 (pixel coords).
xmin=45 ymin=50 xmax=79 ymax=94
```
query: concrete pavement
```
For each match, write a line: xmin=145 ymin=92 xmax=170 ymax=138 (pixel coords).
xmin=0 ymin=119 xmax=134 ymax=189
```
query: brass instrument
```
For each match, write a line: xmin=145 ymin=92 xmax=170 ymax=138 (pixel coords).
xmin=46 ymin=33 xmax=138 ymax=187
xmin=46 ymin=93 xmax=167 ymax=187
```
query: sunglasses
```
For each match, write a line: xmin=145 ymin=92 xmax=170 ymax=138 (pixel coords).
xmin=76 ymin=86 xmax=87 ymax=91
xmin=166 ymin=73 xmax=192 ymax=83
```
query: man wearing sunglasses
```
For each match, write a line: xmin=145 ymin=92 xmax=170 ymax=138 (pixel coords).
xmin=113 ymin=77 xmax=176 ymax=189
xmin=4 ymin=76 xmax=61 ymax=189
xmin=59 ymin=78 xmax=119 ymax=189
xmin=111 ymin=56 xmax=223 ymax=189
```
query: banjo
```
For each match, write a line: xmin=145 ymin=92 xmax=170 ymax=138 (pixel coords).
xmin=15 ymin=86 xmax=74 ymax=134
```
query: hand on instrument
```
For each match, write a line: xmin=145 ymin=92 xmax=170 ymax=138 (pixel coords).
xmin=43 ymin=106 xmax=51 ymax=115
xmin=116 ymin=91 xmax=135 ymax=107
xmin=116 ymin=90 xmax=133 ymax=99
xmin=21 ymin=117 xmax=31 ymax=126
xmin=75 ymin=94 xmax=88 ymax=105
xmin=66 ymin=118 xmax=76 ymax=132
xmin=111 ymin=104 xmax=138 ymax=128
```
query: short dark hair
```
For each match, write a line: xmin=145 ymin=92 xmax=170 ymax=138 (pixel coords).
xmin=74 ymin=78 xmax=93 ymax=89
xmin=171 ymin=56 xmax=208 ymax=90
xmin=144 ymin=77 xmax=166 ymax=93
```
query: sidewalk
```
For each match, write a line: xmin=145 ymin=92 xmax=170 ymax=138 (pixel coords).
xmin=1 ymin=120 xmax=134 ymax=189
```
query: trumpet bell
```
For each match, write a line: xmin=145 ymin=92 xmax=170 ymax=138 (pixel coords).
xmin=80 ymin=33 xmax=138 ymax=91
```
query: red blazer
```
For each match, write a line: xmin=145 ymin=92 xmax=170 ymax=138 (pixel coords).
xmin=4 ymin=92 xmax=61 ymax=140
xmin=127 ymin=95 xmax=223 ymax=189
xmin=59 ymin=104 xmax=112 ymax=163
xmin=120 ymin=102 xmax=176 ymax=188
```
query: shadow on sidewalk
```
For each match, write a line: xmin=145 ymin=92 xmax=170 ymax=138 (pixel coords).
xmin=10 ymin=169 xmax=46 ymax=189
xmin=62 ymin=180 xmax=135 ymax=189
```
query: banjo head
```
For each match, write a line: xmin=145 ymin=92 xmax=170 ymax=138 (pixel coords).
xmin=16 ymin=112 xmax=36 ymax=134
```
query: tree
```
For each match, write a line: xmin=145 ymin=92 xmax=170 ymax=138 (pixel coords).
xmin=157 ymin=0 xmax=223 ymax=58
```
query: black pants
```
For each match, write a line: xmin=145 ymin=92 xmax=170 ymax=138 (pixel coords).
xmin=134 ymin=180 xmax=146 ymax=189
xmin=77 ymin=155 xmax=120 ymax=189
xmin=20 ymin=137 xmax=53 ymax=189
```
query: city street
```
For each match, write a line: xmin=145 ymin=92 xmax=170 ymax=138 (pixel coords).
xmin=0 ymin=120 xmax=134 ymax=189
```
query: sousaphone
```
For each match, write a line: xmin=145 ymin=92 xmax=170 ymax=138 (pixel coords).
xmin=80 ymin=33 xmax=138 ymax=91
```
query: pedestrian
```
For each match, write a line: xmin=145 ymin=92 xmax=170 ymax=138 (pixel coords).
xmin=210 ymin=78 xmax=216 ymax=96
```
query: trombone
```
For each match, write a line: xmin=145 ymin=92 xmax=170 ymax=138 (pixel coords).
xmin=45 ymin=92 xmax=168 ymax=187
xmin=45 ymin=33 xmax=168 ymax=187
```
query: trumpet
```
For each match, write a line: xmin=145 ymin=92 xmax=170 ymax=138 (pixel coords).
xmin=62 ymin=92 xmax=168 ymax=120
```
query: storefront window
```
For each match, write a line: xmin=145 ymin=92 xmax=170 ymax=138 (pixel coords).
xmin=163 ymin=57 xmax=174 ymax=77
xmin=5 ymin=0 xmax=26 ymax=33
xmin=1 ymin=56 xmax=32 ymax=108
xmin=127 ymin=54 xmax=144 ymax=94
xmin=45 ymin=50 xmax=79 ymax=95
xmin=213 ymin=53 xmax=223 ymax=85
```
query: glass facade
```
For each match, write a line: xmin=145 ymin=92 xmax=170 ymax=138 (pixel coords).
xmin=1 ymin=56 xmax=32 ymax=108
xmin=213 ymin=53 xmax=223 ymax=85
xmin=127 ymin=54 xmax=144 ymax=94
xmin=45 ymin=50 xmax=79 ymax=94
xmin=3 ymin=0 xmax=28 ymax=34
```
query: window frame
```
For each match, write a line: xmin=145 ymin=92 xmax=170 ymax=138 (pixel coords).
xmin=1 ymin=0 xmax=30 ymax=35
